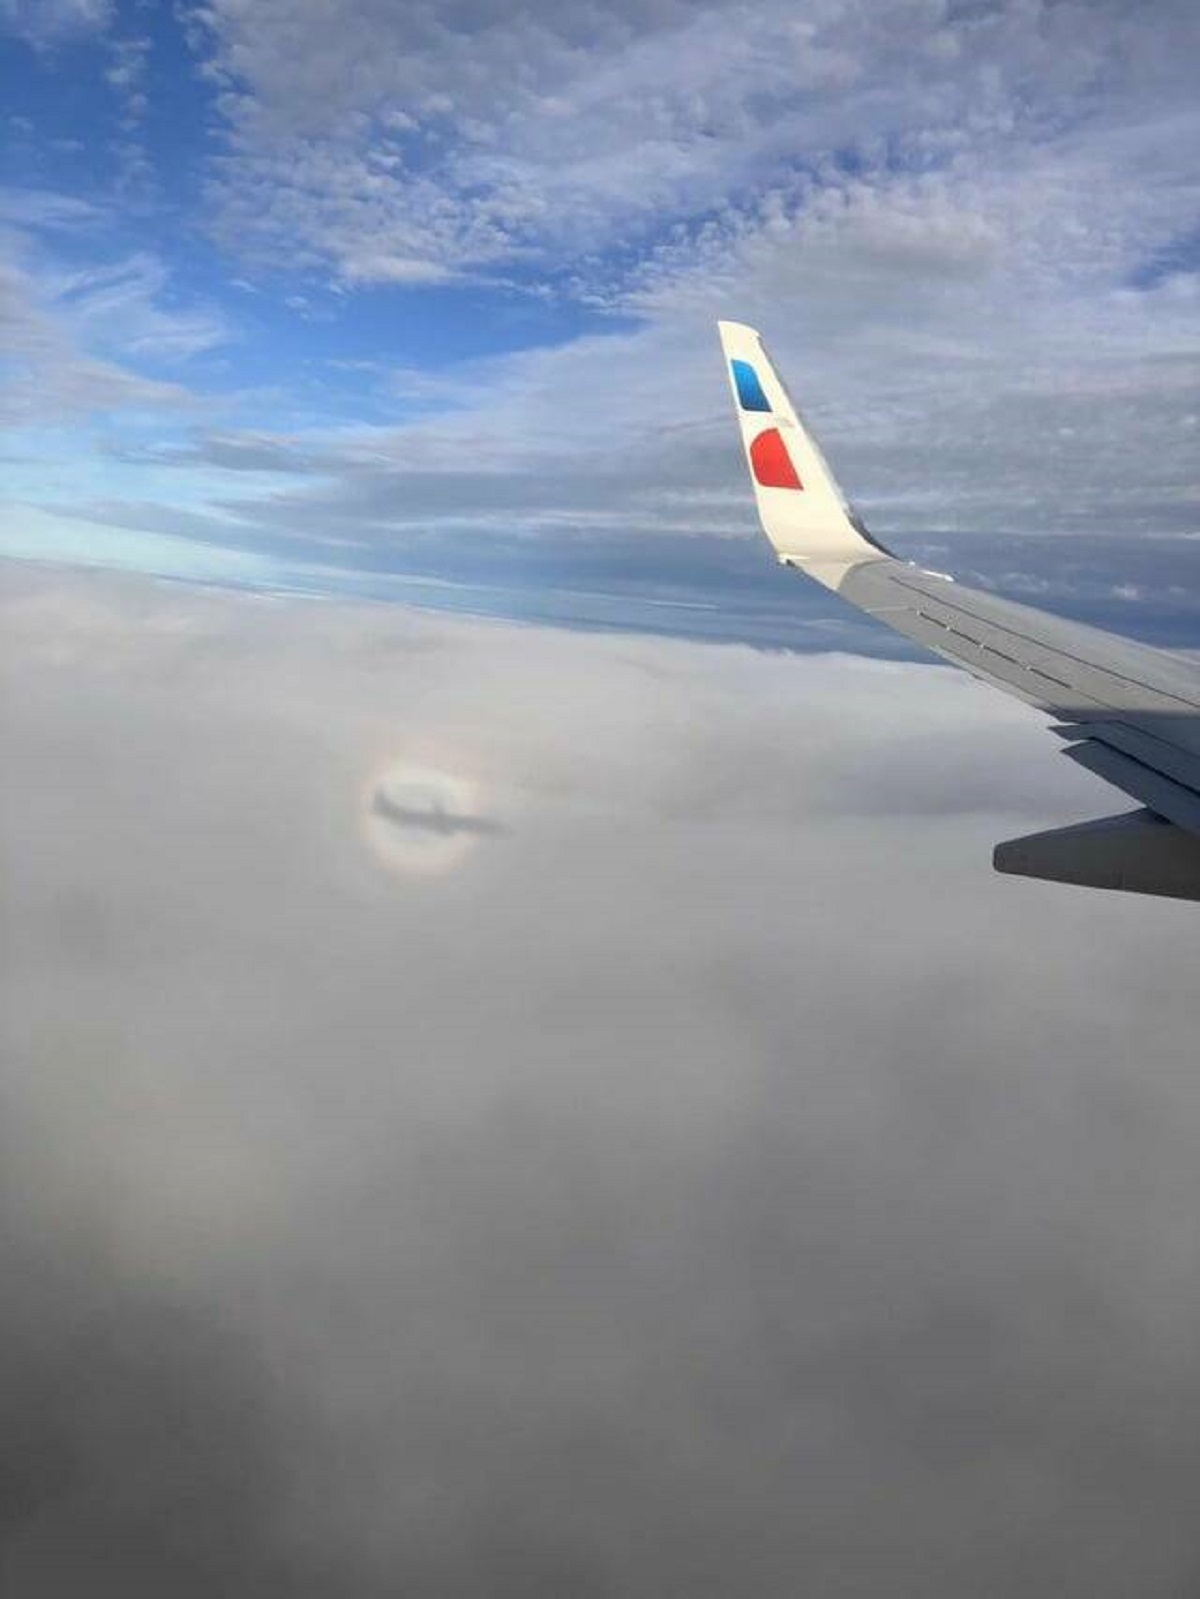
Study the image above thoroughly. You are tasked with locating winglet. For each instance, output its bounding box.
[718,320,888,584]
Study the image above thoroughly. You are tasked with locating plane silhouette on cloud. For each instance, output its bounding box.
[372,788,506,839]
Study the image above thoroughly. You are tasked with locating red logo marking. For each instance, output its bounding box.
[750,428,803,491]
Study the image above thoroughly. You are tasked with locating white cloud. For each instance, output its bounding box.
[48,251,231,363]
[0,0,111,45]
[6,3,1197,591]
[3,562,1200,1594]
[134,0,1198,554]
[0,188,101,230]
[160,190,1199,555]
[0,252,190,425]
[0,212,233,432]
[191,0,1199,288]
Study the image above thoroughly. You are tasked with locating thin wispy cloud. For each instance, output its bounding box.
[1,0,111,45]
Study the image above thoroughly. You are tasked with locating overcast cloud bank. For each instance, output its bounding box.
[3,562,1200,1595]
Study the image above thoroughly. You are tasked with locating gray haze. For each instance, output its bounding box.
[3,561,1200,1596]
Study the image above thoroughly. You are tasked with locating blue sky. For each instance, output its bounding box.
[1,0,1198,647]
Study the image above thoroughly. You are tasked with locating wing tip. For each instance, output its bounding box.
[717,319,761,344]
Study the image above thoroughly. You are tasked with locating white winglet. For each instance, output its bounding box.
[717,320,888,586]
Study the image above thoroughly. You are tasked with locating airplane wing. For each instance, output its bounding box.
[718,319,1200,900]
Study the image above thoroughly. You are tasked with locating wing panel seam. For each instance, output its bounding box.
[887,571,1200,711]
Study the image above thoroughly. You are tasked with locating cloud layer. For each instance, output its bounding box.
[1,0,1198,628]
[194,0,1198,287]
[3,562,1200,1595]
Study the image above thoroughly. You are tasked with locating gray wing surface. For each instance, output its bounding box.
[718,319,1200,900]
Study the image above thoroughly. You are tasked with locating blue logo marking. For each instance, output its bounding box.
[731,358,771,412]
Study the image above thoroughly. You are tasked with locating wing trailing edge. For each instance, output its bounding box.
[994,810,1200,901]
